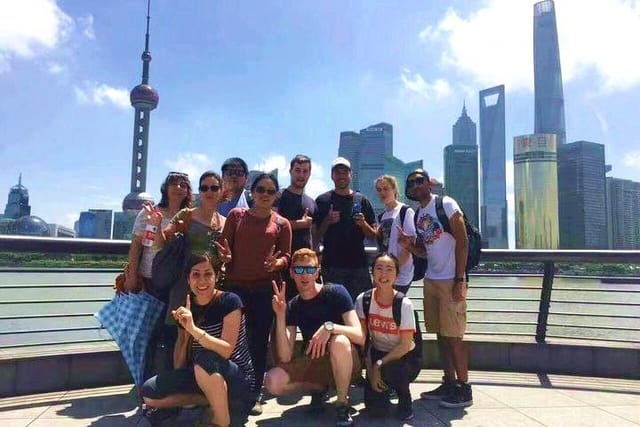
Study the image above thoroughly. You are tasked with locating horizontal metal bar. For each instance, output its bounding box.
[467,309,540,314]
[550,300,640,306]
[467,320,537,326]
[0,326,102,335]
[464,331,535,336]
[0,313,96,320]
[467,298,540,302]
[550,311,639,319]
[545,334,640,344]
[547,323,640,332]
[0,299,110,304]
[468,286,542,290]
[0,337,113,349]
[552,288,640,293]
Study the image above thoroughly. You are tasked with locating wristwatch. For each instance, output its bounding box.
[454,277,465,283]
[375,359,383,368]
[323,321,335,333]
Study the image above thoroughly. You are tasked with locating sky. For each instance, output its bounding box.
[0,0,639,248]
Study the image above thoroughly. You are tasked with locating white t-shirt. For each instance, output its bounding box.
[355,290,416,353]
[133,209,171,278]
[378,203,416,286]
[415,195,461,280]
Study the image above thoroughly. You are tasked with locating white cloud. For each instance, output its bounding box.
[252,155,288,175]
[164,153,214,183]
[400,69,452,100]
[47,61,65,74]
[623,151,640,168]
[78,14,95,40]
[74,81,130,109]
[0,0,73,72]
[420,0,640,93]
[252,154,330,198]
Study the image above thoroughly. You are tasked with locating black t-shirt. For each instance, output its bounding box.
[286,284,354,343]
[313,190,376,268]
[275,188,317,251]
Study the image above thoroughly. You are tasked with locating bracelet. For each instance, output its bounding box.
[196,330,206,343]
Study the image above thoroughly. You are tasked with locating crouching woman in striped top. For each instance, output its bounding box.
[141,253,255,427]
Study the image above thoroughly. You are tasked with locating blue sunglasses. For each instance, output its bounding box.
[292,266,318,275]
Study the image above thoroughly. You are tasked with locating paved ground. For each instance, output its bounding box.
[1,370,638,426]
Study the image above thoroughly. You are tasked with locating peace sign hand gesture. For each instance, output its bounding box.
[264,245,282,272]
[271,280,287,317]
[214,238,232,263]
[396,225,415,251]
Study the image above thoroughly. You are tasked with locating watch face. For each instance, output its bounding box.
[324,321,334,331]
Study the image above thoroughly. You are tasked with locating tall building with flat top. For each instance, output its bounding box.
[479,85,508,248]
[606,177,640,249]
[534,0,566,145]
[445,104,479,227]
[557,141,607,249]
[514,134,559,249]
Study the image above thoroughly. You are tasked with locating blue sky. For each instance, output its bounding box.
[1,0,639,247]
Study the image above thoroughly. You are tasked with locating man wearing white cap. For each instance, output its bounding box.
[313,157,377,301]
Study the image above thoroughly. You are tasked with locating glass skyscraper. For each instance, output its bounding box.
[444,105,479,227]
[338,123,422,214]
[514,134,559,249]
[479,85,508,248]
[3,175,31,220]
[557,141,608,249]
[534,0,566,145]
[606,177,640,249]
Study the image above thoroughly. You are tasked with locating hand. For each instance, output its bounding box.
[353,212,366,228]
[271,280,287,317]
[298,208,312,229]
[143,203,162,227]
[264,245,282,272]
[214,238,232,263]
[326,204,340,225]
[369,364,388,392]
[305,325,331,359]
[396,225,415,251]
[123,275,138,292]
[452,280,467,301]
[171,294,195,332]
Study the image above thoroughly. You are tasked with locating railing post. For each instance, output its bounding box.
[536,261,555,343]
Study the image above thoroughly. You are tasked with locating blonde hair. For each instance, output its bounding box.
[290,248,318,266]
[375,175,399,199]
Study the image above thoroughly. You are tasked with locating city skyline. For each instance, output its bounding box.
[1,1,639,248]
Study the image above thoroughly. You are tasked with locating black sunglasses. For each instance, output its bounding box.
[199,185,221,192]
[292,266,318,275]
[255,186,277,195]
[407,176,427,188]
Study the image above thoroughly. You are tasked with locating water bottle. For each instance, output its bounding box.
[352,191,362,217]
[141,224,158,247]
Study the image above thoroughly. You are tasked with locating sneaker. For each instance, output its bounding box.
[249,399,263,416]
[439,383,473,408]
[143,406,180,425]
[335,403,354,427]
[420,378,456,400]
[308,390,328,413]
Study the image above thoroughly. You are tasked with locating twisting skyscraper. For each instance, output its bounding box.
[534,0,566,145]
[123,0,159,211]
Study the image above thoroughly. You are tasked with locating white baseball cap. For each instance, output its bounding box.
[331,157,351,170]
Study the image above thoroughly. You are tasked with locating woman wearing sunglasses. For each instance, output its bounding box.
[220,172,292,416]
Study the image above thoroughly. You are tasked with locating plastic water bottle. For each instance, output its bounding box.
[352,191,362,217]
[141,224,158,247]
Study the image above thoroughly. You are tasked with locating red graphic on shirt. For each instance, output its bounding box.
[368,313,399,335]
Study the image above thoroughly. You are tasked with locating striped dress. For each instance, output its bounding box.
[191,292,256,391]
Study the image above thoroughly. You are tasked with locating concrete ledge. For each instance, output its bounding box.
[1,337,638,397]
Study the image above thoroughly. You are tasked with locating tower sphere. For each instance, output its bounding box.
[130,84,159,110]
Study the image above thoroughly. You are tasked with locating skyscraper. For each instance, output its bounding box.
[514,134,559,249]
[122,0,158,211]
[534,0,566,145]
[479,85,508,248]
[3,174,31,220]
[444,104,479,226]
[557,141,608,249]
[338,123,422,213]
[606,177,640,249]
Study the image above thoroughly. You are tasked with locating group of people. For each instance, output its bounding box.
[124,154,473,427]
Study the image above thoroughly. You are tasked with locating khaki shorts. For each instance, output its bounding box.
[277,344,362,388]
[423,278,467,338]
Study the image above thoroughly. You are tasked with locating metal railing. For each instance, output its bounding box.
[1,235,639,349]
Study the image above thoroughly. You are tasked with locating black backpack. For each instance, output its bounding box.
[361,289,422,361]
[377,206,426,282]
[434,197,482,275]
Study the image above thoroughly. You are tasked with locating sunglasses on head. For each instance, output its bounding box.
[292,266,318,275]
[223,168,246,177]
[199,185,221,192]
[168,171,189,178]
[407,176,427,188]
[255,186,277,195]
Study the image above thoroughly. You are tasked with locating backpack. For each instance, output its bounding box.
[434,197,482,275]
[377,205,425,282]
[361,289,422,361]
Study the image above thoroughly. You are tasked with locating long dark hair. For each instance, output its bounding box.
[158,171,193,209]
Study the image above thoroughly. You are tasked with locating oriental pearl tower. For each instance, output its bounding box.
[122,0,159,211]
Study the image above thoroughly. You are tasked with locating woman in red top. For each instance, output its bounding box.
[221,172,292,415]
